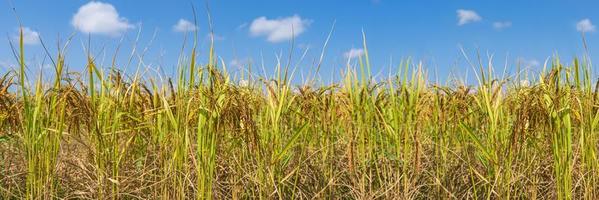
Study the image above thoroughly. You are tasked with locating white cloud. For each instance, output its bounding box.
[344,48,365,59]
[230,58,252,69]
[12,27,40,45]
[71,1,133,36]
[173,19,198,32]
[517,57,540,68]
[457,9,482,26]
[230,59,244,68]
[577,18,596,33]
[249,15,311,43]
[493,21,512,30]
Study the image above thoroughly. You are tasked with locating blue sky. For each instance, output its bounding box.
[1,0,598,83]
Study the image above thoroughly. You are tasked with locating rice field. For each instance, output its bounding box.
[1,25,599,199]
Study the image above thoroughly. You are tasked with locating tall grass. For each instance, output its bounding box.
[1,26,599,199]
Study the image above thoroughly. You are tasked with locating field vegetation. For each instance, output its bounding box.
[1,23,599,199]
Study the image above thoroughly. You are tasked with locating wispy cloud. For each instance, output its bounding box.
[457,9,482,26]
[12,27,40,45]
[517,57,540,68]
[229,58,253,72]
[249,15,311,43]
[173,19,198,32]
[0,60,15,69]
[344,48,365,59]
[71,1,133,36]
[577,18,596,33]
[229,59,244,68]
[298,43,311,50]
[237,22,249,30]
[206,33,225,41]
[493,21,512,30]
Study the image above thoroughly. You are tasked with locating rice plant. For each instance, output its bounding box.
[1,21,599,200]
